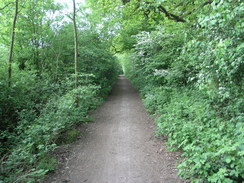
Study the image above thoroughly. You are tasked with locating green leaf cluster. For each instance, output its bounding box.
[119,0,244,182]
[0,1,121,182]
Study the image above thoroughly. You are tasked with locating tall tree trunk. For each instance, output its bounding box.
[55,53,60,81]
[73,0,78,88]
[8,0,19,87]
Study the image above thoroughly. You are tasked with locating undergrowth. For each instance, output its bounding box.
[143,88,244,182]
[121,1,244,181]
[0,84,103,182]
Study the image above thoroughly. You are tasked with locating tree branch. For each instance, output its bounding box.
[182,0,213,17]
[158,5,186,22]
[122,0,130,5]
[0,2,14,11]
[123,0,212,23]
[8,0,19,87]
[143,1,186,22]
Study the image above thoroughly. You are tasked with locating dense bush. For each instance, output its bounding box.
[155,89,244,182]
[0,27,120,183]
[121,1,244,182]
[1,85,101,182]
[1,0,243,182]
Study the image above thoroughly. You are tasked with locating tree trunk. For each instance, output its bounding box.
[73,0,78,88]
[8,0,19,87]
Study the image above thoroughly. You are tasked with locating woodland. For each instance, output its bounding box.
[0,0,243,182]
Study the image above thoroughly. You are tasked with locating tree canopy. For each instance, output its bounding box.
[0,0,243,182]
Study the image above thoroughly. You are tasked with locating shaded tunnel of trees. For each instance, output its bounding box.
[0,0,243,182]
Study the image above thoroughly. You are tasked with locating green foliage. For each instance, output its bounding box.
[1,84,102,182]
[143,86,173,115]
[56,128,81,145]
[37,155,56,172]
[1,0,243,182]
[0,1,120,182]
[156,89,244,182]
[120,0,244,182]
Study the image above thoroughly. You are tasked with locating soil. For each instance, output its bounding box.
[45,76,184,183]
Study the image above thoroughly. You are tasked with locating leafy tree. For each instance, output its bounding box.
[0,1,120,182]
[114,0,244,182]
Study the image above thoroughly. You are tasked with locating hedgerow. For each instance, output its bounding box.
[0,28,120,182]
[121,1,244,182]
[1,84,102,182]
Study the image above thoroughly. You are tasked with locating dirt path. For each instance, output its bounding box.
[46,76,183,183]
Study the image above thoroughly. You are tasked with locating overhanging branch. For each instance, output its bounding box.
[143,1,186,22]
[0,2,14,11]
[122,0,213,23]
[181,0,213,17]
[158,5,186,22]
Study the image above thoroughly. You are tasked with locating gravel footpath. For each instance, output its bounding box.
[45,76,183,183]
